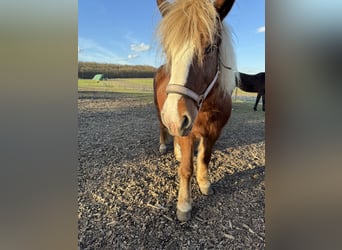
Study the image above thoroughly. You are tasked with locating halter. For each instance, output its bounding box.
[166,66,220,109]
[166,55,231,109]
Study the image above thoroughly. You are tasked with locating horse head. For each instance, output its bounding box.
[156,0,235,136]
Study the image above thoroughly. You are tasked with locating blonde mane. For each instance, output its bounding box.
[220,23,238,95]
[157,0,220,69]
[156,0,237,96]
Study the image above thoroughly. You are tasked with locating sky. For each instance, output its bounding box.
[78,0,265,74]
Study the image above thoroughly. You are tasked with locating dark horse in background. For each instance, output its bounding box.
[237,72,265,111]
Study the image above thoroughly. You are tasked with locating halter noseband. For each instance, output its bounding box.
[166,67,220,109]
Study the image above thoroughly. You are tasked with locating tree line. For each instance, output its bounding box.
[78,62,157,79]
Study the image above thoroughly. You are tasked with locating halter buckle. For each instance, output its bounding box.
[197,95,205,108]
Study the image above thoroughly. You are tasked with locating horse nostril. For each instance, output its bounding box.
[180,115,191,131]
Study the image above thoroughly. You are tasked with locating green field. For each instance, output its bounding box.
[78,78,154,93]
[78,78,256,97]
[78,78,263,114]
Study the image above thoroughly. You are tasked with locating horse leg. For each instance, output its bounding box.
[262,94,265,112]
[173,136,181,161]
[159,125,169,154]
[176,135,195,221]
[196,137,214,195]
[254,93,261,111]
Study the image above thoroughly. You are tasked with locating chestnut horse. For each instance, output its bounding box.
[153,0,237,221]
[237,72,265,111]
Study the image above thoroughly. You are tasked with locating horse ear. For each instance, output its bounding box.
[157,0,170,17]
[214,0,235,20]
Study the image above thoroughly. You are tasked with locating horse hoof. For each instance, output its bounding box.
[159,144,167,154]
[200,185,214,195]
[177,209,191,221]
[175,154,181,162]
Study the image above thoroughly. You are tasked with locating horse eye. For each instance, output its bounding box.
[204,45,213,54]
[204,45,216,55]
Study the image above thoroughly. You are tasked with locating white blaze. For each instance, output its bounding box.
[161,43,195,133]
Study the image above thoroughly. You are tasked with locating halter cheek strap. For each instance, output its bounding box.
[166,69,220,109]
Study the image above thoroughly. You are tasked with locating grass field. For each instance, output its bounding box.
[78,78,257,99]
[78,78,153,93]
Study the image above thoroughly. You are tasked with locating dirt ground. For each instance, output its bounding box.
[78,91,265,249]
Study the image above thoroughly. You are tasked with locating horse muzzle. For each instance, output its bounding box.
[161,94,197,137]
[161,112,193,136]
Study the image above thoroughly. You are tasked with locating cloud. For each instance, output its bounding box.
[128,54,139,59]
[78,37,156,65]
[257,26,265,33]
[78,37,128,63]
[130,43,151,52]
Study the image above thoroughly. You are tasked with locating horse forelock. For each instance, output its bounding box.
[157,0,220,71]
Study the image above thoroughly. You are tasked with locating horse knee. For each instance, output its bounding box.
[178,167,192,180]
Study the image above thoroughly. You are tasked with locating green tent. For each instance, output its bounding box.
[92,74,104,81]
